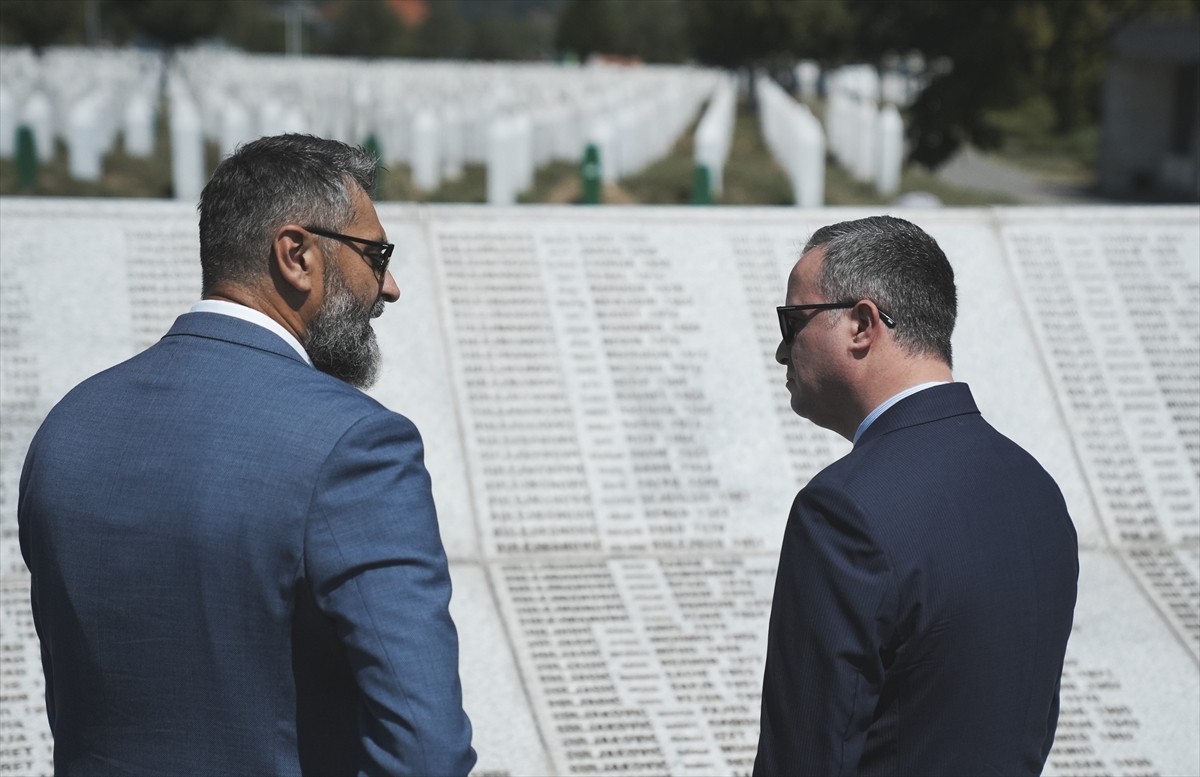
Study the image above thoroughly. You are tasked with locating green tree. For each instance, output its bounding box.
[470,9,551,60]
[322,0,411,58]
[683,0,851,69]
[0,0,87,50]
[111,0,232,48]
[849,0,1045,167]
[555,0,619,60]
[851,0,1200,166]
[223,0,288,54]
[414,0,470,58]
[609,0,690,63]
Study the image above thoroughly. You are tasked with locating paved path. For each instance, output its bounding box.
[936,145,1106,205]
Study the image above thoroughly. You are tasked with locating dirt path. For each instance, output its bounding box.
[935,146,1106,205]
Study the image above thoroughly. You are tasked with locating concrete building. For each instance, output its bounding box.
[1100,18,1200,201]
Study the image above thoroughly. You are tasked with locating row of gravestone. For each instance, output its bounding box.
[795,59,926,108]
[753,62,915,205]
[0,47,161,182]
[0,47,719,203]
[165,50,719,203]
[1,47,914,206]
[825,64,908,195]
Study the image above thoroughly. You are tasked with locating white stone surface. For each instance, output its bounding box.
[874,104,904,196]
[121,89,156,158]
[486,115,520,206]
[756,76,825,207]
[0,46,166,169]
[1,201,1196,776]
[65,97,104,181]
[694,76,737,195]
[411,109,441,192]
[794,60,820,100]
[167,80,205,202]
[18,91,55,164]
[825,64,916,196]
[0,85,17,159]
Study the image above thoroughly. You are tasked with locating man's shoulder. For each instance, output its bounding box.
[798,390,1063,531]
[40,319,396,445]
[814,407,1035,487]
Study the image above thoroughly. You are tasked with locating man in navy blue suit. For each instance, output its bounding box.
[19,135,476,775]
[754,216,1078,775]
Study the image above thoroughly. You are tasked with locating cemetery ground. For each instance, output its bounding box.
[0,99,1101,207]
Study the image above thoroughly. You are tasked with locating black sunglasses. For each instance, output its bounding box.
[777,302,897,343]
[304,225,395,280]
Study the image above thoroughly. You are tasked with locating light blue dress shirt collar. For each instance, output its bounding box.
[189,299,313,366]
[853,381,950,445]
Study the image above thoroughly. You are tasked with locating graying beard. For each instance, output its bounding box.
[304,267,381,389]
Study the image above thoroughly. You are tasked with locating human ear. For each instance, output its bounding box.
[272,224,318,294]
[849,300,881,348]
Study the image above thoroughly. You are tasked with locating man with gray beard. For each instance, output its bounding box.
[19,134,476,776]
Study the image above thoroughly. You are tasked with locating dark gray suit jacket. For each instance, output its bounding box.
[755,383,1078,776]
[20,312,476,776]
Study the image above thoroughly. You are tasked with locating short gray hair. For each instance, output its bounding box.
[198,134,378,294]
[803,215,957,366]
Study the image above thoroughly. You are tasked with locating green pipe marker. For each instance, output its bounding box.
[15,126,37,191]
[581,143,601,205]
[691,164,713,205]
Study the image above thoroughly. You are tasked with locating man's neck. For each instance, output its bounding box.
[865,360,953,409]
[840,358,953,440]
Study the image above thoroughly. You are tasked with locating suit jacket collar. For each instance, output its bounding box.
[854,382,980,448]
[163,311,311,366]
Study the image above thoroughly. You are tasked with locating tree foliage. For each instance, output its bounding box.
[555,0,619,61]
[0,0,87,50]
[849,0,1200,167]
[322,0,410,58]
[683,0,855,67]
[110,0,232,48]
[414,0,470,58]
[609,0,690,63]
[469,8,552,60]
[848,0,1045,166]
[223,1,288,54]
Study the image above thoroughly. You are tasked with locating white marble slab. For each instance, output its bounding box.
[1,200,1196,776]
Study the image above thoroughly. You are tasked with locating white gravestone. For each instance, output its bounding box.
[19,91,55,164]
[167,84,205,202]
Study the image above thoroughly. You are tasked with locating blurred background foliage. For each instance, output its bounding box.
[1,0,1197,170]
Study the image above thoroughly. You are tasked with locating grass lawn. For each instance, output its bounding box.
[0,137,174,198]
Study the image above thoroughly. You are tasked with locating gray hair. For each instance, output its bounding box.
[198,134,378,294]
[803,215,957,366]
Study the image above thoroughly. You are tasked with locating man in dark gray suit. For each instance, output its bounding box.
[755,215,1078,775]
[20,134,476,775]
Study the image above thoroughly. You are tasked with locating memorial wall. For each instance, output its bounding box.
[1,200,1197,776]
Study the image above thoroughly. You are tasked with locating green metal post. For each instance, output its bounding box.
[581,143,601,205]
[691,164,713,205]
[15,126,37,191]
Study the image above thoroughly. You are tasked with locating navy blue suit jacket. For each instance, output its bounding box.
[755,383,1078,776]
[19,312,476,776]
